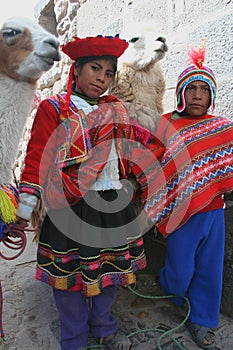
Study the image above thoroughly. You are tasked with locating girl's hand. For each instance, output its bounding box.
[4,217,29,239]
[15,216,29,226]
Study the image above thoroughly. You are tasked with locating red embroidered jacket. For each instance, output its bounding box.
[19,94,151,209]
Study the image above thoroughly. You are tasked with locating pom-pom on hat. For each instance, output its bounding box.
[176,39,217,112]
[61,35,129,60]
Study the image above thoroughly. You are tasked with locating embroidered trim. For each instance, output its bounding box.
[48,94,90,168]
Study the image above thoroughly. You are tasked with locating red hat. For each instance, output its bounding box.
[61,35,129,60]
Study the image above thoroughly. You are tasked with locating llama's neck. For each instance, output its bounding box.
[0,74,36,183]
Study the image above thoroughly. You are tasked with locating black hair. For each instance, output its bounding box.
[74,55,117,74]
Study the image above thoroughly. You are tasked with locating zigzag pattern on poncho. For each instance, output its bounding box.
[137,113,233,237]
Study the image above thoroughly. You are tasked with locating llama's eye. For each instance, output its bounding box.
[129,37,139,43]
[2,28,22,37]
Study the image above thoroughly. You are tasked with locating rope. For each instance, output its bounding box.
[0,224,27,260]
[127,284,190,350]
[84,284,190,350]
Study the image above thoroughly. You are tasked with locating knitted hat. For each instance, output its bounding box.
[61,35,129,111]
[176,40,217,112]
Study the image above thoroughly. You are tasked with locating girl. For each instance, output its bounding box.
[16,35,147,350]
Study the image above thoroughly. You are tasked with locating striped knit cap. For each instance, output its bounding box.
[176,40,217,112]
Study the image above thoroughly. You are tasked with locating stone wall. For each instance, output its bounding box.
[16,0,233,316]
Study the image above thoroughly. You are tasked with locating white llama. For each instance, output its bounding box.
[0,17,61,184]
[109,22,168,232]
[109,22,168,131]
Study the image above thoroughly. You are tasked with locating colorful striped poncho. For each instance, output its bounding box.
[133,112,233,237]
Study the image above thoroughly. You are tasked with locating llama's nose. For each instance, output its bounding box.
[157,36,166,44]
[43,37,61,61]
[156,36,168,52]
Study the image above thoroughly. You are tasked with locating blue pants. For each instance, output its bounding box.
[159,209,225,328]
[53,286,118,350]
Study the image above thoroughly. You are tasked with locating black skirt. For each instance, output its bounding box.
[35,189,146,295]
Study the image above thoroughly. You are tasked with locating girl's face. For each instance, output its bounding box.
[184,80,211,117]
[74,58,115,98]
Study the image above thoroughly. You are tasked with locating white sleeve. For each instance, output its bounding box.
[16,193,38,221]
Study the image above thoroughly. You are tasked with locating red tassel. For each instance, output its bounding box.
[187,38,207,68]
[61,62,75,112]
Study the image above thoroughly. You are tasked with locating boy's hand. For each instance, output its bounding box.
[224,192,233,208]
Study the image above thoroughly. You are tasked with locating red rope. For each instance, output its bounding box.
[0,224,27,260]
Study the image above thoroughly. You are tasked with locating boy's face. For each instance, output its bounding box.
[74,58,115,99]
[184,80,211,117]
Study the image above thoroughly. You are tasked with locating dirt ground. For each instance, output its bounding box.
[1,231,233,350]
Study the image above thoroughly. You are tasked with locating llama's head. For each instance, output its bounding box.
[119,22,168,70]
[0,17,61,83]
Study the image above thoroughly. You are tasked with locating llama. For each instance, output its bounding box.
[109,22,168,132]
[109,22,168,232]
[0,18,60,339]
[0,16,61,184]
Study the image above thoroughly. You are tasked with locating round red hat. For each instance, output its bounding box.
[61,35,129,60]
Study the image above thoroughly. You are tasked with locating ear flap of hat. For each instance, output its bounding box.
[176,40,217,113]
